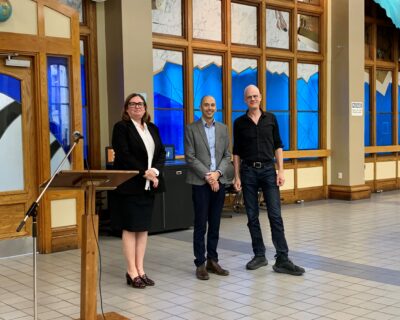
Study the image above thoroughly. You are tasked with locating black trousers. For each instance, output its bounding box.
[192,183,225,267]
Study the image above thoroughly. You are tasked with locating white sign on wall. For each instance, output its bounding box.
[351,102,363,116]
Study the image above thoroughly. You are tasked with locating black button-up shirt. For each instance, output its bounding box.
[233,111,283,162]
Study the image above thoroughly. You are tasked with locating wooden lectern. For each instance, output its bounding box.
[45,170,137,320]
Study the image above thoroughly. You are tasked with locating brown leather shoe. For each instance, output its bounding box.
[206,259,229,276]
[196,264,209,280]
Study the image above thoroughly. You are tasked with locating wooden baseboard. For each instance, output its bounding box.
[375,178,398,192]
[51,225,78,252]
[328,184,371,200]
[280,187,327,204]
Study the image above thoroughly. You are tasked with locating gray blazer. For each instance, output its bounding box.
[185,119,233,186]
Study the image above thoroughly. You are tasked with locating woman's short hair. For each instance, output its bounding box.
[121,93,151,124]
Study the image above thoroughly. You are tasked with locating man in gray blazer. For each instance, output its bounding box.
[185,95,233,280]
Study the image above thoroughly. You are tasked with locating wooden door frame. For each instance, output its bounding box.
[0,0,83,253]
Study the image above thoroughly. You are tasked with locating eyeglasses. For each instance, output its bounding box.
[128,102,144,108]
[246,94,259,100]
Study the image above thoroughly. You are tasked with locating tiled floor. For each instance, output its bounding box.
[1,190,400,319]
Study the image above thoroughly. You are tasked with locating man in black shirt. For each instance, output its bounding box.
[233,84,305,276]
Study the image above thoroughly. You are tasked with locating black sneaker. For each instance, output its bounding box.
[246,256,268,270]
[273,257,305,276]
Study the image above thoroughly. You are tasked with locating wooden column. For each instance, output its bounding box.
[80,183,99,320]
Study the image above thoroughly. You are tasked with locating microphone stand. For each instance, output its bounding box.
[16,136,82,320]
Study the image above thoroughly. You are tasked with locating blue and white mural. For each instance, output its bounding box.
[152,0,182,36]
[376,70,392,146]
[266,61,290,150]
[193,0,221,41]
[232,57,257,124]
[153,49,184,155]
[364,70,371,146]
[193,54,223,122]
[231,3,257,46]
[0,75,24,192]
[266,9,290,50]
[297,63,319,150]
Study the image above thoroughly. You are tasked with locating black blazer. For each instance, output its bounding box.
[112,119,166,194]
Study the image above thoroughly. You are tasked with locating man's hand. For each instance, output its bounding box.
[233,177,241,191]
[276,170,285,187]
[210,181,220,192]
[205,171,221,185]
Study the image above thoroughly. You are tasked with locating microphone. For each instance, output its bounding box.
[73,130,84,142]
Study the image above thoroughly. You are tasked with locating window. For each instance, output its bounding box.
[0,75,24,192]
[152,0,182,36]
[364,0,400,160]
[297,63,319,149]
[152,0,325,157]
[193,0,221,41]
[297,14,319,52]
[47,56,71,175]
[153,49,185,155]
[80,40,89,162]
[375,69,392,146]
[266,61,290,150]
[364,69,371,146]
[266,9,290,50]
[231,57,258,124]
[193,53,223,121]
[232,3,258,46]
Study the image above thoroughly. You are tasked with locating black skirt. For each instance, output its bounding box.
[110,192,155,232]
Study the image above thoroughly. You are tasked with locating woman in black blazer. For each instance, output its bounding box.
[112,93,165,288]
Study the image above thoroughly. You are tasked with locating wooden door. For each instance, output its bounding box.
[0,57,37,239]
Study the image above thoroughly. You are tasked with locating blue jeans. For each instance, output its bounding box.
[192,183,225,267]
[240,163,289,258]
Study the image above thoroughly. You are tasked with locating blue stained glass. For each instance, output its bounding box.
[232,111,246,123]
[47,56,70,154]
[376,83,392,112]
[376,113,392,145]
[80,43,88,162]
[82,106,88,160]
[80,54,86,107]
[0,74,21,103]
[154,62,184,108]
[154,109,184,155]
[232,68,257,110]
[297,112,318,149]
[273,112,290,150]
[364,81,370,146]
[297,72,319,111]
[266,70,289,111]
[193,63,223,113]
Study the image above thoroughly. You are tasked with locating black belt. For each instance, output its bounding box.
[242,160,273,168]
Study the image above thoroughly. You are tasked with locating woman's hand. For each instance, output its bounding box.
[144,169,157,180]
[152,177,159,188]
[143,169,159,188]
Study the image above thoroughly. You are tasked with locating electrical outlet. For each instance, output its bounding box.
[338,172,343,179]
